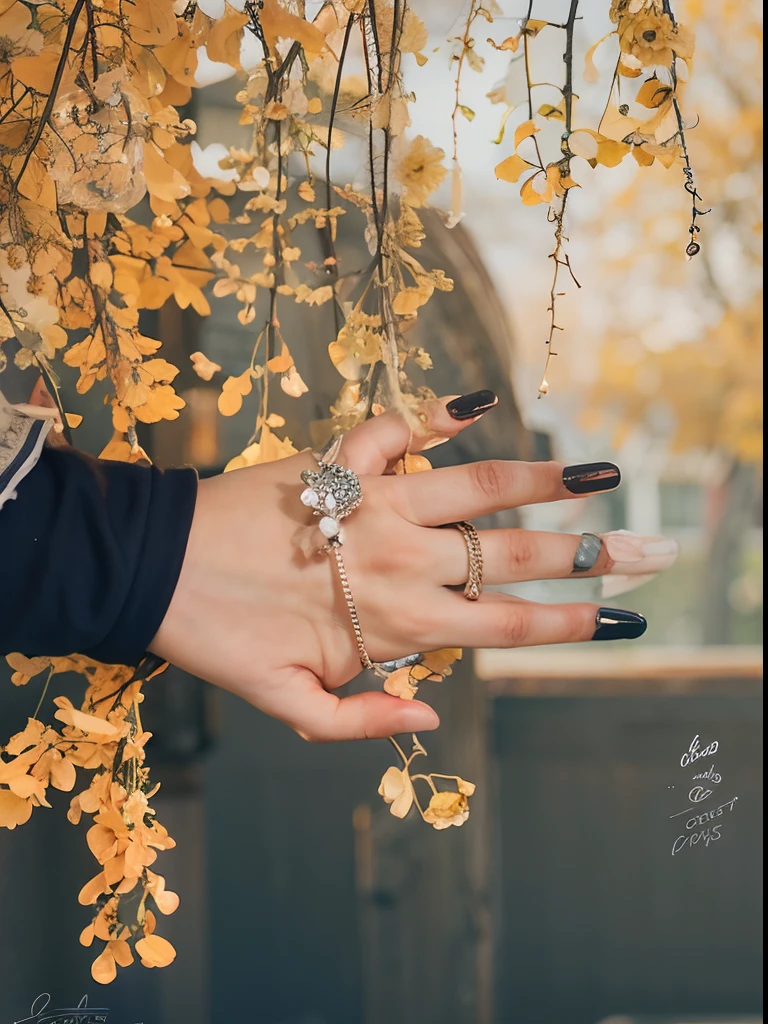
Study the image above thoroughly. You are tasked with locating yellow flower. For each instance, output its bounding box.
[617,11,694,68]
[423,790,470,830]
[378,766,414,818]
[394,136,447,208]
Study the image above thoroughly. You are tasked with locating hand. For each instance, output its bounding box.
[150,393,673,742]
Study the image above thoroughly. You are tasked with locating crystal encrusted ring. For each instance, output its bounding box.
[300,460,363,543]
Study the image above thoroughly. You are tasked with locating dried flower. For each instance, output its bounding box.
[378,767,415,818]
[423,790,471,830]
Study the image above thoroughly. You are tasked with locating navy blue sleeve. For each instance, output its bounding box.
[0,446,198,666]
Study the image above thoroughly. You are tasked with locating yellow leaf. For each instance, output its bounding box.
[218,370,252,416]
[538,100,565,121]
[298,181,315,202]
[632,144,655,167]
[513,119,539,150]
[595,138,631,167]
[126,0,178,47]
[11,50,60,94]
[495,154,533,183]
[16,152,57,211]
[383,667,418,700]
[132,384,186,423]
[584,30,615,83]
[111,939,135,968]
[267,343,294,373]
[280,368,308,397]
[598,106,644,143]
[99,432,150,464]
[416,648,462,678]
[306,285,333,307]
[568,130,599,161]
[142,358,180,383]
[207,8,249,67]
[91,948,117,986]
[0,791,32,829]
[520,172,549,206]
[487,35,521,53]
[259,0,328,60]
[89,261,113,291]
[143,144,191,203]
[136,933,177,968]
[491,104,516,145]
[635,79,673,109]
[190,351,222,381]
[5,653,49,683]
[392,282,433,316]
[65,413,83,429]
[207,197,230,222]
[53,697,120,737]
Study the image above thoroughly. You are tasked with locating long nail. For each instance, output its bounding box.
[601,531,679,599]
[592,607,647,641]
[563,462,621,494]
[446,390,498,420]
[604,530,678,572]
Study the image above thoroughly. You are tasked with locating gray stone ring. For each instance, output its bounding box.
[572,532,603,573]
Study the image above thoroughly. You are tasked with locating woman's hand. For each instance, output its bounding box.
[150,392,675,742]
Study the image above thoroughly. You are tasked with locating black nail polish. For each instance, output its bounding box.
[592,608,647,641]
[446,390,498,420]
[563,462,621,494]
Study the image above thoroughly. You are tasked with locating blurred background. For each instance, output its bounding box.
[0,1,762,1022]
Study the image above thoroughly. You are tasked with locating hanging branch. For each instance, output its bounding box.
[663,0,710,258]
[324,12,357,335]
[537,0,580,397]
[14,0,86,188]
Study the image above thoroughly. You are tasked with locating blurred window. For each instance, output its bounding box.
[659,481,705,530]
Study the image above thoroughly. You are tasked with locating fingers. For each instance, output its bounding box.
[390,459,620,525]
[425,526,679,588]
[429,528,613,586]
[414,591,647,651]
[338,391,498,476]
[279,671,440,743]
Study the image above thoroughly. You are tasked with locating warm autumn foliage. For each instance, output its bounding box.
[1,0,704,982]
[584,0,762,464]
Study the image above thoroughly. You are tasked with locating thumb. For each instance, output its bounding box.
[285,679,440,742]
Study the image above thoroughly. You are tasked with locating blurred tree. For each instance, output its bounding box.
[583,0,762,641]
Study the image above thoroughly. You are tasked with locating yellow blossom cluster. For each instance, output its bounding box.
[1,654,177,983]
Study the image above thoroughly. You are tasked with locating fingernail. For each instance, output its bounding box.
[563,462,621,494]
[446,390,498,421]
[592,607,647,641]
[604,530,679,574]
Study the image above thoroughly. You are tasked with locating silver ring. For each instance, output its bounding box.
[377,653,424,674]
[572,532,603,573]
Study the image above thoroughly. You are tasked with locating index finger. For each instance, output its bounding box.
[336,391,499,476]
[389,459,621,526]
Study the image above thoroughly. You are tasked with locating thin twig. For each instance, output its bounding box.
[537,0,580,397]
[14,0,86,188]
[324,13,357,336]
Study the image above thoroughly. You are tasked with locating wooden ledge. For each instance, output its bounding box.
[474,646,763,697]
